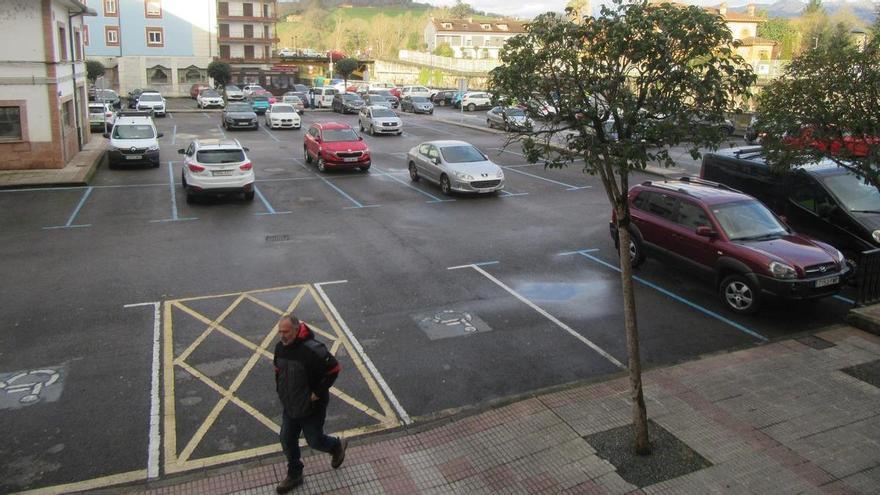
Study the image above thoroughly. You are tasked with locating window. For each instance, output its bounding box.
[218,2,228,16]
[105,26,119,46]
[220,44,230,59]
[676,201,711,230]
[0,106,23,141]
[147,65,169,84]
[243,3,253,16]
[58,24,68,61]
[244,24,253,38]
[219,23,229,37]
[146,27,164,47]
[642,192,678,221]
[62,100,73,128]
[145,0,162,18]
[244,45,254,59]
[178,66,204,83]
[104,0,118,17]
[83,25,89,46]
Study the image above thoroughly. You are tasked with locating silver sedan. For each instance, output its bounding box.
[486,106,532,131]
[407,140,505,195]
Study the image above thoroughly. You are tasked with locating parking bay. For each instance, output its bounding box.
[0,111,856,492]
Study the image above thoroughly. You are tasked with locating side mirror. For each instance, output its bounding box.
[433,157,441,165]
[358,136,363,141]
[243,147,250,152]
[177,148,186,154]
[315,137,322,143]
[695,226,718,238]
[157,132,164,138]
[102,132,110,138]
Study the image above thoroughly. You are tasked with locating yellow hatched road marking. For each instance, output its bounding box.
[174,294,247,364]
[173,301,274,360]
[245,292,338,342]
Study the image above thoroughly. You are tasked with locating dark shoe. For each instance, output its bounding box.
[331,438,348,469]
[276,473,303,493]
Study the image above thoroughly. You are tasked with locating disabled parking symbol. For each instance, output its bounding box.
[0,366,65,409]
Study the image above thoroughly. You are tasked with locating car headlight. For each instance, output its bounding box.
[496,170,504,178]
[836,250,846,264]
[873,230,880,243]
[769,261,797,279]
[454,171,474,180]
[147,144,159,151]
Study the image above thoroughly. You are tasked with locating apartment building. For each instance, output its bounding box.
[84,0,218,97]
[424,18,527,60]
[217,1,279,84]
[0,0,94,170]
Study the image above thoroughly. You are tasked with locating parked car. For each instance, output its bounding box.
[783,126,880,158]
[302,122,371,172]
[280,94,306,114]
[311,86,338,108]
[277,47,295,57]
[401,86,431,99]
[135,92,166,116]
[611,177,850,314]
[222,101,259,130]
[331,92,365,114]
[264,103,301,130]
[189,83,212,99]
[293,84,310,93]
[94,89,121,109]
[432,91,459,106]
[88,102,115,132]
[486,106,532,131]
[242,84,265,97]
[126,88,156,108]
[358,106,402,136]
[224,85,245,101]
[251,89,276,104]
[178,139,255,202]
[400,96,434,114]
[388,86,403,99]
[248,94,271,114]
[365,94,396,109]
[104,113,163,168]
[406,140,505,196]
[461,92,493,112]
[197,89,225,109]
[701,147,880,256]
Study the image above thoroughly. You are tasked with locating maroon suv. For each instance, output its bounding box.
[303,122,371,172]
[610,178,851,314]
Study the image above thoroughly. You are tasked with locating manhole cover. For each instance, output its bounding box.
[412,309,491,340]
[265,234,290,242]
[795,335,836,350]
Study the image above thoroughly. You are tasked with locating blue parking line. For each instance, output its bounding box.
[253,185,291,215]
[501,165,590,191]
[42,186,93,229]
[316,175,379,209]
[833,294,855,305]
[498,189,529,197]
[569,249,768,342]
[374,168,455,203]
[150,162,197,223]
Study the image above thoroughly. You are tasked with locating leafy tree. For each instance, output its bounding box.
[207,61,232,88]
[756,28,880,188]
[758,17,799,59]
[433,43,454,57]
[804,0,823,15]
[335,57,360,87]
[449,0,473,19]
[489,0,754,454]
[85,60,105,83]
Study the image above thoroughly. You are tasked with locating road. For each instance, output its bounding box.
[0,107,854,493]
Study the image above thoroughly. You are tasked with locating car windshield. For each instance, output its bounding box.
[440,145,485,163]
[504,108,526,117]
[88,105,106,113]
[248,86,264,91]
[343,94,362,101]
[252,96,269,102]
[112,124,155,139]
[371,108,396,118]
[139,94,162,102]
[820,172,880,212]
[227,103,252,112]
[98,90,118,99]
[197,149,245,164]
[411,97,428,102]
[712,200,789,241]
[226,85,240,92]
[201,90,219,97]
[322,129,358,142]
[272,105,295,113]
[283,96,302,104]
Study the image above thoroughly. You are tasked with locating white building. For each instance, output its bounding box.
[424,18,527,60]
[0,0,94,170]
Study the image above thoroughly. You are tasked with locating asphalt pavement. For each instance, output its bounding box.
[0,107,857,493]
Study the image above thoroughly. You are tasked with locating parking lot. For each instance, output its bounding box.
[0,107,858,492]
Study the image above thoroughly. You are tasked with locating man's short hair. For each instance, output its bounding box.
[280,313,300,327]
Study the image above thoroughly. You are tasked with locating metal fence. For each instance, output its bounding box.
[398,50,501,74]
[856,248,880,306]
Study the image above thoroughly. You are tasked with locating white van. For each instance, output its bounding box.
[311,86,339,108]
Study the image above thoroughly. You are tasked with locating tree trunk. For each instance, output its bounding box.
[616,214,651,455]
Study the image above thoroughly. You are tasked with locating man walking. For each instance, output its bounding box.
[274,313,348,493]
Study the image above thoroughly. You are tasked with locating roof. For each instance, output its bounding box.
[115,115,154,125]
[315,122,353,130]
[430,18,527,34]
[193,139,243,149]
[426,140,472,147]
[639,179,752,205]
[738,36,777,46]
[708,147,847,176]
[648,1,764,23]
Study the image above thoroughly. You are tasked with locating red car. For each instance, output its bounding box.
[303,122,371,172]
[388,86,402,99]
[610,177,850,314]
[784,126,879,158]
[252,89,276,104]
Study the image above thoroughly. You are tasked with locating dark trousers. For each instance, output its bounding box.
[279,401,340,476]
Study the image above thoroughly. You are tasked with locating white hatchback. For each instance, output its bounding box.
[264,103,301,129]
[178,139,255,203]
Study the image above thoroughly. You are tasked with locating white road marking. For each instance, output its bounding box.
[448,264,625,369]
[124,301,162,478]
[313,280,412,425]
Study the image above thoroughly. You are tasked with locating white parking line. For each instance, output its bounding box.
[124,301,162,479]
[260,125,282,143]
[448,263,625,369]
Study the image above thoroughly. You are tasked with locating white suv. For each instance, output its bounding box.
[242,84,264,97]
[401,86,431,99]
[136,92,166,116]
[106,113,162,168]
[461,92,493,112]
[178,139,255,203]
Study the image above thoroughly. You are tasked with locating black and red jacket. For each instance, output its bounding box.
[273,322,341,418]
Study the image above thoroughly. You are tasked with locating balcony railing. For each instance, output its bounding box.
[217,56,272,64]
[218,36,279,44]
[217,15,277,22]
[398,50,501,74]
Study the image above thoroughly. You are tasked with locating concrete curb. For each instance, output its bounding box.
[433,116,504,135]
[0,136,107,189]
[846,305,880,336]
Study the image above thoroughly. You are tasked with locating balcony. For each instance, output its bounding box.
[218,36,280,44]
[217,15,277,23]
[216,56,272,64]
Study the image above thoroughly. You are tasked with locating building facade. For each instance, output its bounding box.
[217,0,279,85]
[706,3,777,69]
[84,0,218,97]
[424,18,527,60]
[0,0,94,170]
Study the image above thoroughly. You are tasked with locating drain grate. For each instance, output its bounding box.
[841,359,880,388]
[265,234,290,243]
[795,335,836,350]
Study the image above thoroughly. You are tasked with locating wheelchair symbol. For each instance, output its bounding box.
[431,310,477,333]
[0,369,60,404]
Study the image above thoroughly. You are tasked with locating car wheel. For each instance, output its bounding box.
[152,161,160,168]
[304,146,312,163]
[719,274,761,315]
[181,171,187,188]
[359,122,364,132]
[317,157,326,173]
[440,174,451,196]
[487,119,493,128]
[359,166,370,172]
[409,162,420,182]
[369,125,375,136]
[429,110,434,115]
[505,123,510,132]
[467,103,476,112]
[186,190,196,204]
[627,235,645,268]
[244,191,255,201]
[254,122,259,130]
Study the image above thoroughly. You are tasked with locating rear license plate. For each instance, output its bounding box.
[815,276,839,288]
[126,155,142,160]
[212,170,234,176]
[343,157,358,163]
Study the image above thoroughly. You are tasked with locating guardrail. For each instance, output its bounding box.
[398,50,500,73]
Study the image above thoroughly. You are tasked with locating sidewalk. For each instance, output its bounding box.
[0,136,106,189]
[119,325,880,495]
